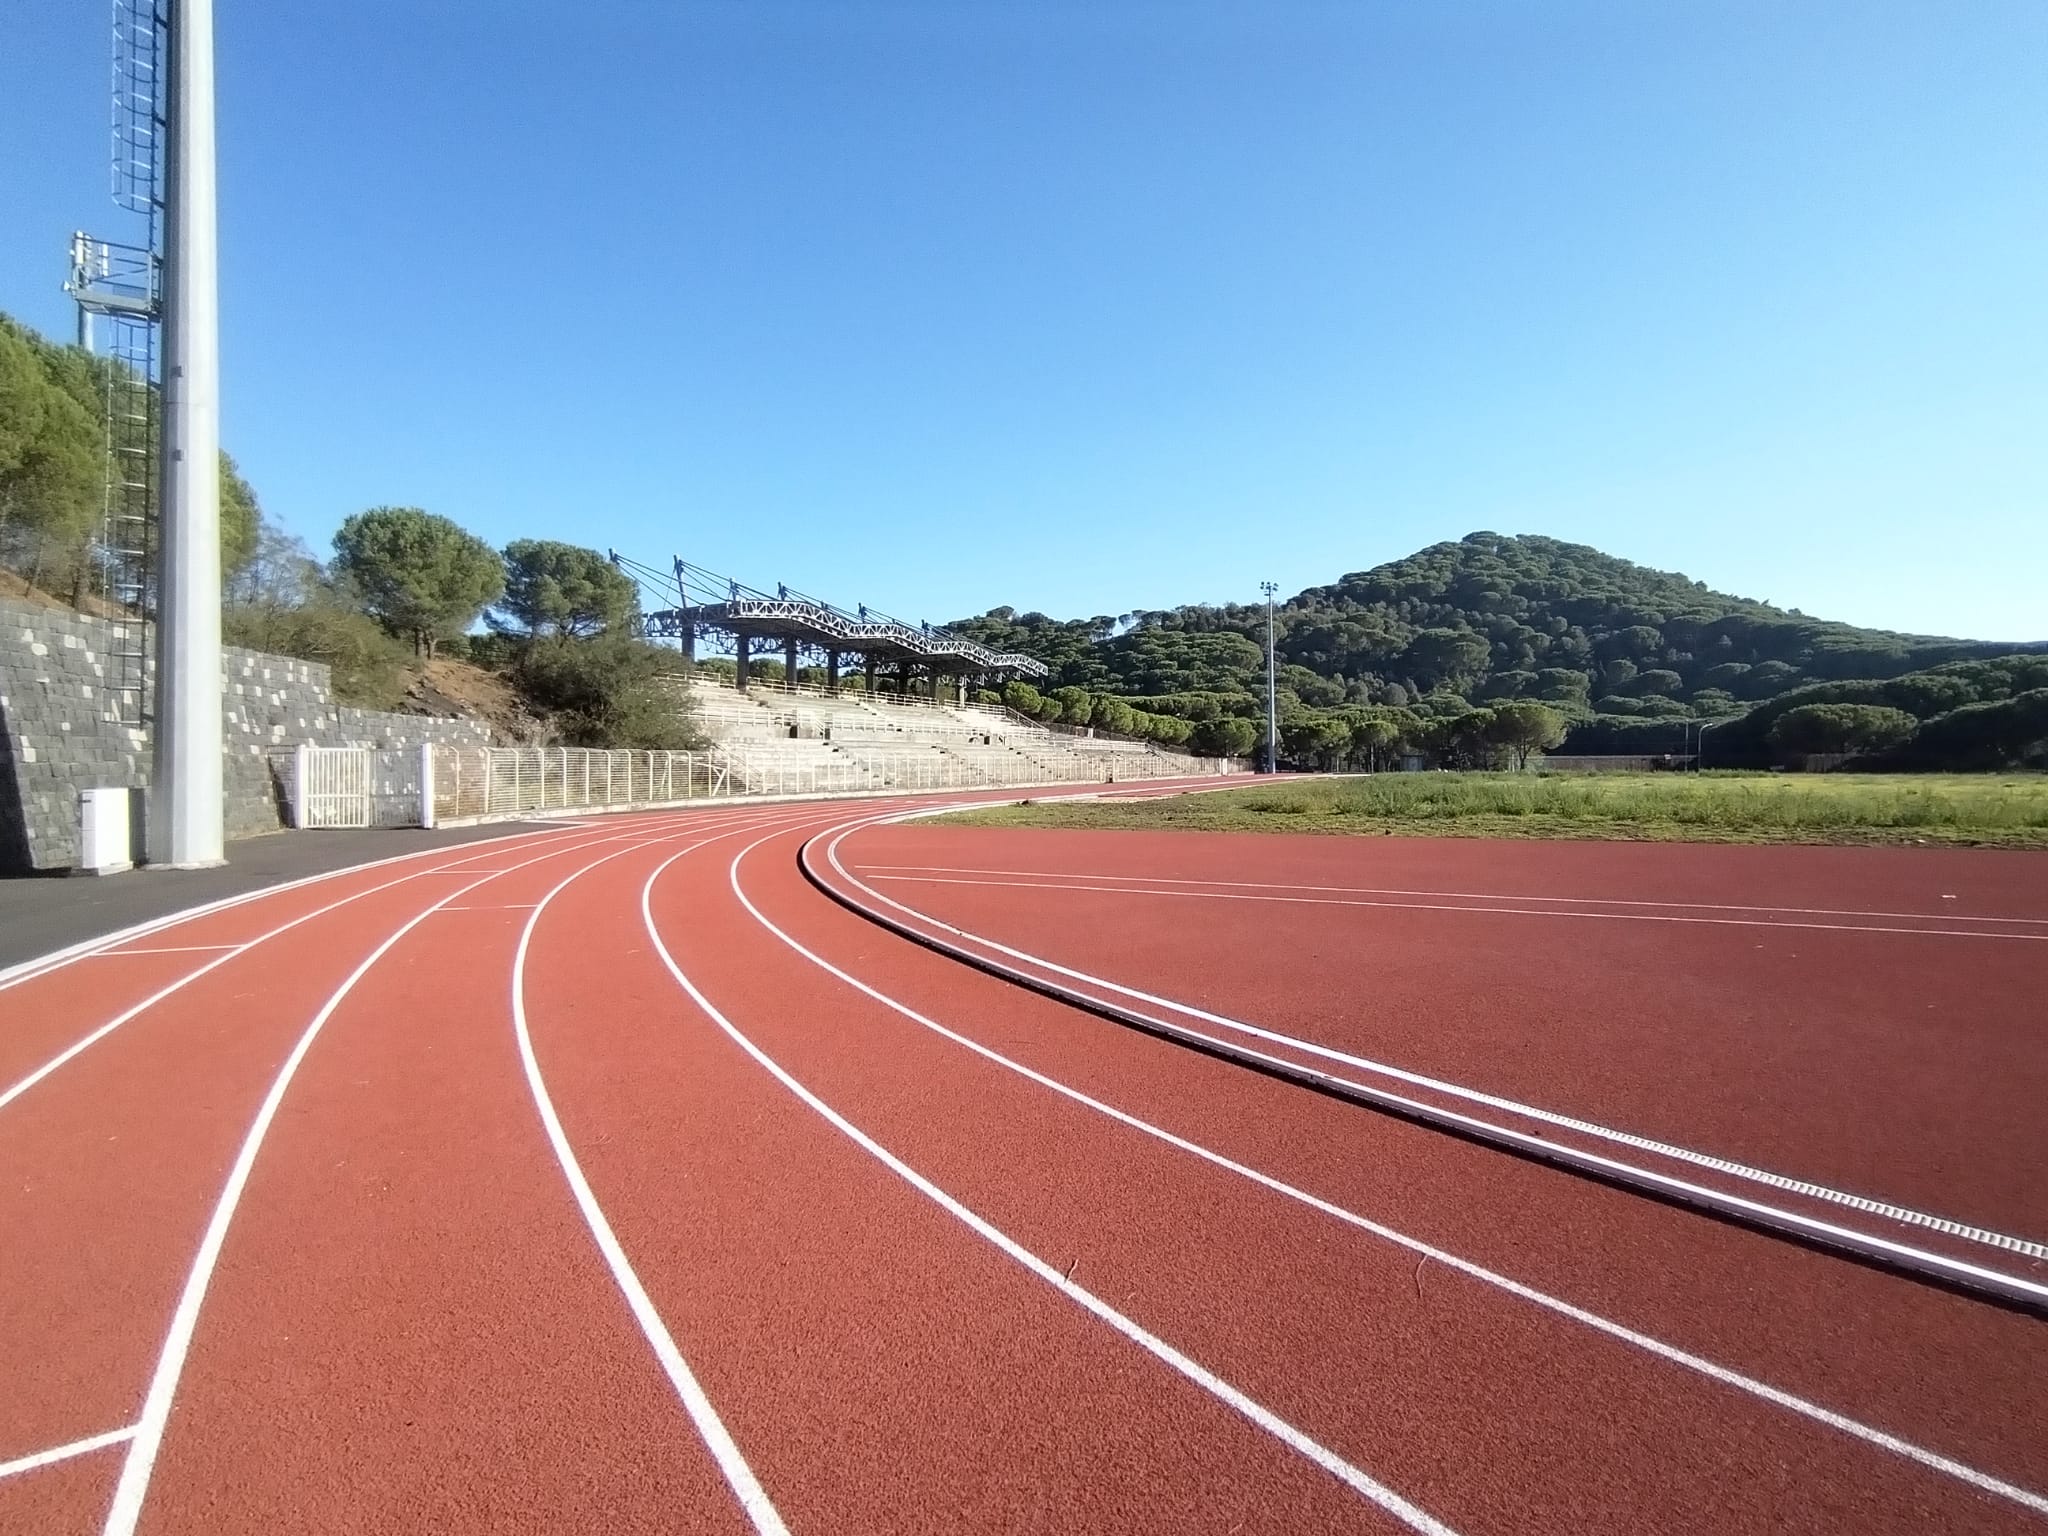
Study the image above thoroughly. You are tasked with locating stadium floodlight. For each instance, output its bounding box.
[1260,581,1279,773]
[150,0,225,866]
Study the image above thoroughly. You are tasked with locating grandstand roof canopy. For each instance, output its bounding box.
[610,555,1049,680]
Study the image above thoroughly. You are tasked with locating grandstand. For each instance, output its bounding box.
[681,677,1232,794]
[611,554,1049,702]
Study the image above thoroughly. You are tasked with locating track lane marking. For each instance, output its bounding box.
[89,945,241,956]
[641,833,1462,1536]
[863,873,2048,942]
[835,849,2048,1263]
[853,864,2048,927]
[512,831,792,1536]
[0,810,739,1117]
[98,817,735,1536]
[777,820,2048,1516]
[0,819,614,995]
[0,1426,137,1480]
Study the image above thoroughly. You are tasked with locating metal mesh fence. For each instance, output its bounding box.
[427,742,1236,825]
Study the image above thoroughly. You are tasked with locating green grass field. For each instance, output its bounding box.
[955,772,2048,847]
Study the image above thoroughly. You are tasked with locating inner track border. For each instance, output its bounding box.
[798,824,2048,1320]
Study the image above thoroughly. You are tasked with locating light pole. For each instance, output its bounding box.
[1693,717,1726,771]
[150,0,225,867]
[1261,581,1278,773]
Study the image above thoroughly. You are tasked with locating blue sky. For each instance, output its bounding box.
[4,1,2043,639]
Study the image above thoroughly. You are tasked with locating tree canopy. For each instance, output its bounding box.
[493,539,639,639]
[332,506,505,658]
[953,533,2043,716]
[950,532,2044,770]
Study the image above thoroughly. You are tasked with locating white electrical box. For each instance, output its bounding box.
[77,786,136,876]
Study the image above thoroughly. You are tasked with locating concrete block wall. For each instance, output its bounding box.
[0,597,491,871]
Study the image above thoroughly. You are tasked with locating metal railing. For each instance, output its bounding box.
[310,740,1251,830]
[431,747,732,823]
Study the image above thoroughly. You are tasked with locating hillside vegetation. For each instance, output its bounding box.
[951,532,2047,772]
[6,295,2040,771]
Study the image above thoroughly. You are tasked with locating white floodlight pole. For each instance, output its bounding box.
[1261,581,1278,773]
[150,0,225,867]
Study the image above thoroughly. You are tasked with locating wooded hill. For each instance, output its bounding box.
[950,532,2047,764]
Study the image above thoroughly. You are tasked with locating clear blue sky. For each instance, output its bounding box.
[4,1,2043,639]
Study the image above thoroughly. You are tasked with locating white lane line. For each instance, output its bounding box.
[0,811,733,1117]
[641,839,1460,1536]
[0,820,615,996]
[512,838,790,1536]
[98,819,727,1536]
[853,865,2048,927]
[863,873,2048,942]
[785,829,2048,1516]
[836,852,2048,1262]
[0,1425,137,1480]
[0,809,718,996]
[92,945,242,957]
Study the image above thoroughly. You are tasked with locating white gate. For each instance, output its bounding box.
[293,745,429,829]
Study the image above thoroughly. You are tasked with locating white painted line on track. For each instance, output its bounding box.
[512,830,793,1536]
[864,872,2048,942]
[0,1425,137,1480]
[0,810,733,1117]
[836,848,2048,1262]
[0,821,604,995]
[98,818,733,1536]
[90,944,242,956]
[641,834,1462,1536]
[767,823,2048,1517]
[854,864,2048,927]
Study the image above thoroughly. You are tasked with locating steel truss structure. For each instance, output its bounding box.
[611,554,1049,699]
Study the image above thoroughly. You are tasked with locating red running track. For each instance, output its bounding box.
[0,785,2043,1534]
[834,825,2048,1246]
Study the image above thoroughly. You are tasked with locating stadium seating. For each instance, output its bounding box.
[677,678,1218,791]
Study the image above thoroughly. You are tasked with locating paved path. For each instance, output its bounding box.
[0,825,543,971]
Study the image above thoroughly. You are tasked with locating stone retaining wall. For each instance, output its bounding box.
[0,598,491,871]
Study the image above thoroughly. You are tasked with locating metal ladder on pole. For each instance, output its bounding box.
[65,0,169,729]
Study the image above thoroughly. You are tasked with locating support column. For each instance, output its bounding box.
[864,654,877,695]
[784,636,799,691]
[929,671,942,703]
[826,649,839,694]
[897,660,912,699]
[150,0,225,868]
[735,633,750,692]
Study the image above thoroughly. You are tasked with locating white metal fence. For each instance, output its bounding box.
[430,747,732,823]
[286,740,1238,832]
[291,745,430,829]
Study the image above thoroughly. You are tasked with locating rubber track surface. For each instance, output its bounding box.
[2,786,2043,1534]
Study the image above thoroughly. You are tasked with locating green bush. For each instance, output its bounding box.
[224,598,413,710]
[512,634,701,749]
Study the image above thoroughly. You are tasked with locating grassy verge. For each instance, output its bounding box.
[953,773,2048,848]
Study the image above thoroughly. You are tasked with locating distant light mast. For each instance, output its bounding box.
[1261,580,1278,774]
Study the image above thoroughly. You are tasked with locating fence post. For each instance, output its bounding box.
[418,743,436,829]
[292,743,312,828]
